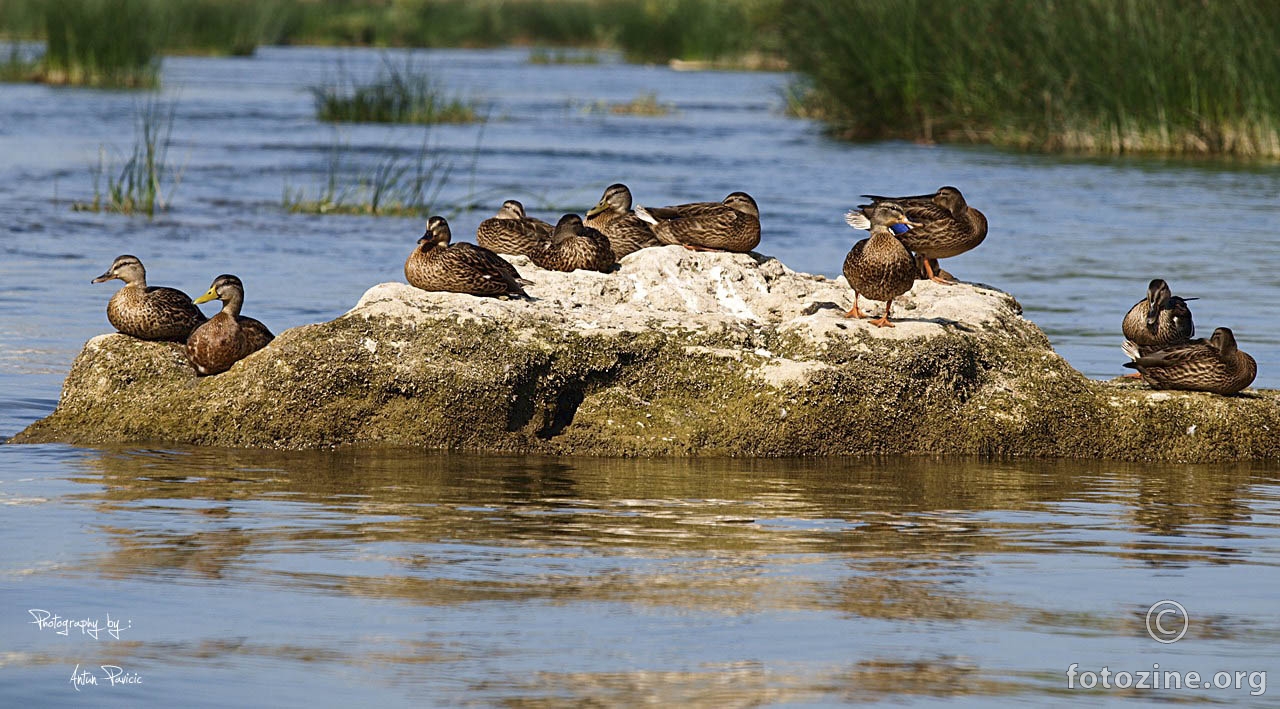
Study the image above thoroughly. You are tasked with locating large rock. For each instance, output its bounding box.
[11,247,1279,461]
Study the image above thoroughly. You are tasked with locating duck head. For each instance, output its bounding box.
[551,214,584,245]
[1144,279,1173,331]
[586,183,632,218]
[1209,327,1238,356]
[418,215,452,249]
[496,200,526,220]
[194,274,245,316]
[932,186,967,214]
[869,202,921,229]
[723,191,759,218]
[92,254,146,286]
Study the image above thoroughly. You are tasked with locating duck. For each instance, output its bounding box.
[1122,327,1256,395]
[857,186,987,284]
[841,202,920,327]
[406,216,530,298]
[584,183,661,258]
[475,200,553,256]
[531,214,616,273]
[1121,278,1196,353]
[92,254,206,341]
[186,274,275,376]
[634,191,761,252]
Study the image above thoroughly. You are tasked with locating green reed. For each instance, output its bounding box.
[37,0,160,88]
[781,0,1280,158]
[76,101,183,216]
[284,130,475,217]
[311,57,479,125]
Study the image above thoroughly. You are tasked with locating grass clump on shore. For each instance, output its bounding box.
[283,133,463,217]
[781,0,1280,158]
[311,58,479,125]
[75,101,183,216]
[34,0,161,88]
[581,92,673,117]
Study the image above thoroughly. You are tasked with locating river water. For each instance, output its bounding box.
[1,47,1278,706]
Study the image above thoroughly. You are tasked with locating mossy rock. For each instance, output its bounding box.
[11,248,1278,462]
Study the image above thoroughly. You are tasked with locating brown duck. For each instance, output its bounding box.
[1122,327,1256,395]
[634,191,761,252]
[92,254,206,341]
[475,200,553,256]
[532,214,616,273]
[842,202,920,327]
[1121,278,1196,353]
[406,216,530,298]
[584,183,660,258]
[186,274,274,376]
[857,186,987,284]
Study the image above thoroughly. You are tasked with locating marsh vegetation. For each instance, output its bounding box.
[781,0,1280,158]
[74,101,182,216]
[310,58,480,125]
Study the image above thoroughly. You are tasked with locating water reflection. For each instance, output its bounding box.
[3,445,1279,704]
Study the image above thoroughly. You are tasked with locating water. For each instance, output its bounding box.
[2,47,1279,706]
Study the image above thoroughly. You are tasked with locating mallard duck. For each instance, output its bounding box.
[186,275,274,376]
[92,254,206,341]
[584,183,661,258]
[1121,278,1196,352]
[857,186,987,284]
[406,216,530,298]
[532,214,616,273]
[476,200,553,256]
[1122,327,1256,395]
[842,202,920,327]
[634,191,761,252]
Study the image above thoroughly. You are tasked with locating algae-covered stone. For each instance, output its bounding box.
[11,246,1280,461]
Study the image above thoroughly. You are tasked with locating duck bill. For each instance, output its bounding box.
[193,288,218,305]
[585,201,607,218]
[91,271,114,283]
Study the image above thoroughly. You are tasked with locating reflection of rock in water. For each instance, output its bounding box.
[12,247,1278,461]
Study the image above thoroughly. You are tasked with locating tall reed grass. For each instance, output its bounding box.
[782,0,1280,158]
[39,0,160,88]
[311,57,480,125]
[76,101,183,216]
[283,131,469,217]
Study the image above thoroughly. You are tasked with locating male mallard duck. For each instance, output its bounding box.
[92,254,206,341]
[634,191,761,252]
[1121,278,1196,352]
[856,186,987,284]
[584,183,661,258]
[406,216,530,298]
[1122,327,1256,395]
[842,202,920,327]
[476,200,553,256]
[186,275,274,376]
[532,214,616,273]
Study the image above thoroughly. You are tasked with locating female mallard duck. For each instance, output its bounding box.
[1122,327,1256,395]
[584,183,660,258]
[476,200,553,256]
[634,191,761,252]
[92,254,206,341]
[1121,278,1196,353]
[186,275,274,376]
[406,216,530,298]
[856,186,987,285]
[532,214,616,273]
[842,202,920,327]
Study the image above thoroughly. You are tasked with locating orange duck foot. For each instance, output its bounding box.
[869,315,895,328]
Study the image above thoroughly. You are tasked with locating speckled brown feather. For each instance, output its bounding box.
[862,187,987,260]
[533,216,616,273]
[476,217,552,256]
[1121,280,1195,351]
[406,241,528,298]
[1124,328,1256,395]
[843,227,917,304]
[106,284,206,341]
[585,211,659,257]
[185,275,273,376]
[638,193,761,252]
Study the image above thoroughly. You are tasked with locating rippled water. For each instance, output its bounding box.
[2,47,1280,706]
